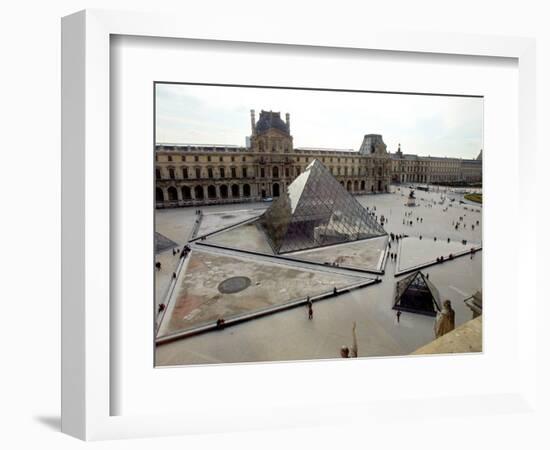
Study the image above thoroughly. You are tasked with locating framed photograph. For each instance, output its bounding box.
[62,9,537,440]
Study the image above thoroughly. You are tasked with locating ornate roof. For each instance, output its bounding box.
[255,110,289,135]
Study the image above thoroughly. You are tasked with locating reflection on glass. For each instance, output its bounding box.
[260,159,386,254]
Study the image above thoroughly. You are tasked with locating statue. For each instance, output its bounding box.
[434,300,455,338]
[340,321,358,358]
[406,189,416,207]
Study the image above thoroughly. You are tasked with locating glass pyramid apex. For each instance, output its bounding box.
[260,159,387,254]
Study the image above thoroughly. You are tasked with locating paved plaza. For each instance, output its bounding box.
[154,185,482,366]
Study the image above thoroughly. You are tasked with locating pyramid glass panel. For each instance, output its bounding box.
[393,271,441,316]
[260,159,386,253]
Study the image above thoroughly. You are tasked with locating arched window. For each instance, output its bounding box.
[167,186,178,201]
[272,166,279,178]
[207,185,216,199]
[195,185,204,199]
[272,183,280,197]
[360,180,365,191]
[231,184,239,197]
[220,185,228,198]
[354,180,358,191]
[346,181,352,192]
[182,186,191,200]
[243,184,251,197]
[156,188,164,202]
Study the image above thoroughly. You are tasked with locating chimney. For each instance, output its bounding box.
[250,109,256,135]
[285,113,290,133]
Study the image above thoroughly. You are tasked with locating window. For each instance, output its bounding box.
[285,168,289,177]
[194,155,198,162]
[243,157,246,162]
[195,168,201,179]
[260,168,265,178]
[272,166,279,178]
[231,167,237,178]
[207,155,211,162]
[169,168,175,179]
[242,167,248,178]
[155,168,161,179]
[231,156,235,162]
[220,167,225,178]
[183,167,188,179]
[208,168,213,178]
[167,155,172,162]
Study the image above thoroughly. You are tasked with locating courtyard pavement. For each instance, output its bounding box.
[154,185,482,366]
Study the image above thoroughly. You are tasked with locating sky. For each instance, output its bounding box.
[155,83,483,159]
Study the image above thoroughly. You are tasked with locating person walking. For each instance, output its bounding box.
[306,296,313,320]
[396,310,402,323]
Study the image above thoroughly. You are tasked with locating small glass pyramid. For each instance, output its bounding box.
[393,271,442,316]
[259,159,387,254]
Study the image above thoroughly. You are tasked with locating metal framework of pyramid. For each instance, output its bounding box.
[259,159,387,254]
[393,271,442,317]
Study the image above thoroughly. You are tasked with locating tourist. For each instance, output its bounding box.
[308,302,313,320]
[172,248,176,256]
[396,310,401,324]
[216,317,225,329]
[155,262,161,271]
[158,303,165,313]
[172,272,177,280]
[333,287,338,296]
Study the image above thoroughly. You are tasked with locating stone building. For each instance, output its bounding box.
[155,110,392,208]
[390,144,482,184]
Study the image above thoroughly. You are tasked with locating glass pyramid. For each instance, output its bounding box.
[393,271,442,316]
[259,159,387,254]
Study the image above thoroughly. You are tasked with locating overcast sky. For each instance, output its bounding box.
[155,83,483,159]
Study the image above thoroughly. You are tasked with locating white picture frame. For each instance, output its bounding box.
[61,9,537,441]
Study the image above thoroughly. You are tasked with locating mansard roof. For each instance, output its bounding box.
[255,110,289,135]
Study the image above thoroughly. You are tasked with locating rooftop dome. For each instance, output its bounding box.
[255,110,289,134]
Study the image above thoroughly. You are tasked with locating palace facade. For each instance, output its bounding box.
[155,110,482,208]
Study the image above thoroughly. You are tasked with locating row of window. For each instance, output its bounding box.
[156,152,385,166]
[159,154,248,163]
[156,165,389,180]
